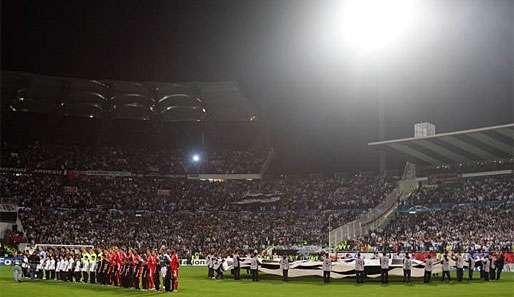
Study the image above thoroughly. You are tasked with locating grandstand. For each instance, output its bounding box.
[330,123,513,248]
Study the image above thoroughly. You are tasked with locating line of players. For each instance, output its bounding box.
[205,251,506,283]
[20,246,180,292]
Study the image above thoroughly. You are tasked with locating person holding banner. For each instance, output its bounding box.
[322,253,331,283]
[454,252,464,281]
[232,252,241,280]
[207,253,214,279]
[250,253,259,282]
[380,252,389,284]
[468,254,475,280]
[441,254,450,282]
[483,255,490,281]
[12,252,24,282]
[489,255,496,280]
[355,253,365,284]
[496,253,505,280]
[214,255,224,279]
[403,254,412,283]
[424,255,433,283]
[280,255,289,282]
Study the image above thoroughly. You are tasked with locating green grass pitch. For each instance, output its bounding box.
[1,266,513,297]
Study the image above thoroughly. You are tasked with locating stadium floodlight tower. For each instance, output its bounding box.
[327,0,419,250]
[339,0,419,172]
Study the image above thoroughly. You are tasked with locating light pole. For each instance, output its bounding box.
[328,214,332,250]
[337,0,418,172]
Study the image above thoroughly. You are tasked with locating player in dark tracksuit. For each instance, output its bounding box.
[154,251,162,291]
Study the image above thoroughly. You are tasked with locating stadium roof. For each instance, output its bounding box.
[368,123,514,165]
[2,71,257,122]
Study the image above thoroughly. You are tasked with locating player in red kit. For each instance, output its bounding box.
[115,248,124,286]
[170,249,180,291]
[147,249,156,290]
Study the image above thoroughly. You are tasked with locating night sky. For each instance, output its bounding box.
[2,0,513,171]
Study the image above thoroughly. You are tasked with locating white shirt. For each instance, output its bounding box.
[380,255,389,269]
[483,258,490,272]
[44,259,52,270]
[442,258,450,271]
[322,257,332,272]
[81,261,89,271]
[37,258,45,270]
[49,259,56,270]
[207,255,213,268]
[74,260,82,272]
[280,258,289,270]
[89,260,97,272]
[355,258,364,272]
[232,255,240,268]
[213,258,222,270]
[403,258,412,270]
[55,260,61,272]
[456,255,464,269]
[250,257,258,270]
[68,259,75,271]
[425,258,433,271]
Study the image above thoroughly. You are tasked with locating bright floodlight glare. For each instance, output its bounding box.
[192,154,200,162]
[339,0,417,53]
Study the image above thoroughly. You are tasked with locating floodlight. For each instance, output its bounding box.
[338,0,418,53]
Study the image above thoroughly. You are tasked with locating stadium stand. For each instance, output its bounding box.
[1,71,512,279]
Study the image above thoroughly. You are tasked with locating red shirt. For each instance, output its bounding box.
[170,254,179,271]
[148,255,156,269]
[116,251,124,265]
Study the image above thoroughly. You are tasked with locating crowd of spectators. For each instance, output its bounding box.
[1,143,267,174]
[3,172,395,258]
[2,145,512,257]
[351,174,514,253]
[401,175,513,208]
[356,205,513,253]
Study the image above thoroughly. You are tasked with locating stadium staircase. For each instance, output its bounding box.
[328,162,419,247]
[260,147,276,176]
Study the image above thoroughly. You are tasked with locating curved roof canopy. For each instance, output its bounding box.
[369,123,514,165]
[112,93,155,120]
[156,94,206,122]
[58,90,108,118]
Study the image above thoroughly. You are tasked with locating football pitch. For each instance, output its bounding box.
[1,266,513,297]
